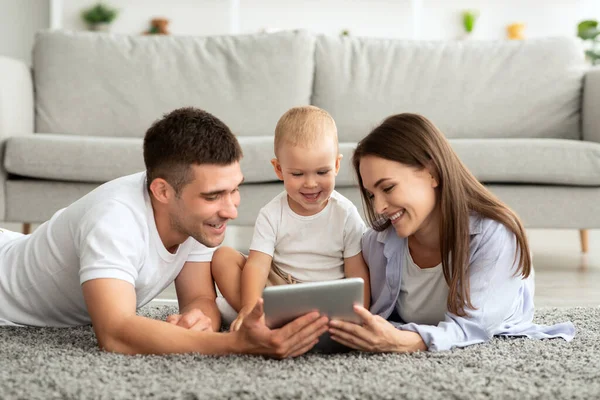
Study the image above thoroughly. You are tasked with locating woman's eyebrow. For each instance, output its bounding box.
[373,178,391,188]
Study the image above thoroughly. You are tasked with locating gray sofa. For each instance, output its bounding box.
[1,30,599,250]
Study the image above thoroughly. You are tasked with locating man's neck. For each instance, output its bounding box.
[150,195,186,253]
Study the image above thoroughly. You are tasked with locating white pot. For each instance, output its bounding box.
[461,31,475,40]
[89,23,111,32]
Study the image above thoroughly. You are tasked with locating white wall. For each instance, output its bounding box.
[0,0,50,64]
[60,0,600,40]
[2,0,600,63]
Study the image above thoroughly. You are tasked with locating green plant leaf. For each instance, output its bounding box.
[580,28,600,40]
[81,3,118,24]
[578,20,599,40]
[585,49,600,63]
[462,10,479,33]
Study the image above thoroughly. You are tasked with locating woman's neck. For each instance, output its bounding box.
[410,207,441,252]
[407,207,442,268]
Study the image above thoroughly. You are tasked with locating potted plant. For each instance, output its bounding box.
[81,3,118,32]
[577,20,600,65]
[462,10,479,39]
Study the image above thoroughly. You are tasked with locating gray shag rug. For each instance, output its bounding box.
[1,306,598,400]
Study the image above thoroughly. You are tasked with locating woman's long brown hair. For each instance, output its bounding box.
[352,114,531,317]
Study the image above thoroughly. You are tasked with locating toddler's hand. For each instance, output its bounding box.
[230,305,259,332]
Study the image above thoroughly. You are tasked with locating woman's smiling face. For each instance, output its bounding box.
[358,155,438,238]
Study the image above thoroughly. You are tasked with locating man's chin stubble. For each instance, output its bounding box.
[192,232,224,248]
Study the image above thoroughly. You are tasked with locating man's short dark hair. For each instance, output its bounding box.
[143,107,243,194]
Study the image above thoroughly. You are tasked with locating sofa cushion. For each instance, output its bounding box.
[5,135,144,183]
[1,134,358,186]
[313,35,586,142]
[8,179,600,229]
[452,138,600,186]
[3,135,279,184]
[33,30,315,138]
[5,136,600,186]
[341,139,600,187]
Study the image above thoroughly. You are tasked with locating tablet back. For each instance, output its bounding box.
[263,278,365,353]
[263,278,364,329]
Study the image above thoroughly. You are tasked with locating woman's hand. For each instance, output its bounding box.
[329,305,427,353]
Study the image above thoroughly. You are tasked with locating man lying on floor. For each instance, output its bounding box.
[0,107,328,357]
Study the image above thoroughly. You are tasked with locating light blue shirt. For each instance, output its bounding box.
[363,213,576,351]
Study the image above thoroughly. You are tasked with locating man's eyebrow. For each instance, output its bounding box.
[373,178,391,189]
[200,177,245,196]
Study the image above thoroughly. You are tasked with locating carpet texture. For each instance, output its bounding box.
[1,306,598,400]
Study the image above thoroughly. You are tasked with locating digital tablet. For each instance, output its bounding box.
[262,278,364,352]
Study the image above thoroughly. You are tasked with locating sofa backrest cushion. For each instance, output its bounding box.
[33,30,316,137]
[313,35,586,141]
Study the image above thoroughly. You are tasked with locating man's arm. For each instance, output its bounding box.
[83,278,237,354]
[82,278,328,356]
[172,261,221,332]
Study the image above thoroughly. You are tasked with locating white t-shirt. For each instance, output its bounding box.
[397,241,448,325]
[249,190,366,282]
[0,172,214,327]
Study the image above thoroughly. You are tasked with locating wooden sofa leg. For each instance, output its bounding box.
[22,223,31,235]
[579,229,589,254]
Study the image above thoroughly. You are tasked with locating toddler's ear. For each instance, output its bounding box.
[334,154,343,175]
[271,158,284,181]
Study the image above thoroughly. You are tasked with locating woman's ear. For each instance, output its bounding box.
[271,158,284,181]
[430,174,439,188]
[425,163,439,188]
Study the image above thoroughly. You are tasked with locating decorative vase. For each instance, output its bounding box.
[507,23,525,40]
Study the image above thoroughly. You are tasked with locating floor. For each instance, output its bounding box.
[4,223,598,308]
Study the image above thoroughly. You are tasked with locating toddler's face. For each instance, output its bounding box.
[272,136,341,216]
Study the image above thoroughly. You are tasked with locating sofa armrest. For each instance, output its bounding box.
[583,66,600,144]
[0,56,34,221]
[0,56,34,139]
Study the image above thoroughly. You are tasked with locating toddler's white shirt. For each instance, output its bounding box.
[249,191,366,282]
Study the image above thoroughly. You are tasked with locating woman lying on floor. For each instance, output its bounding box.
[328,113,576,352]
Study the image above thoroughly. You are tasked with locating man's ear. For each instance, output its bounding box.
[271,158,284,181]
[149,178,173,204]
[334,154,343,176]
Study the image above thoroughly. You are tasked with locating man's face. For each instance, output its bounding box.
[169,162,243,248]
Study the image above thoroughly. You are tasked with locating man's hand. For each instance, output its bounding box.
[166,309,213,332]
[233,298,329,359]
